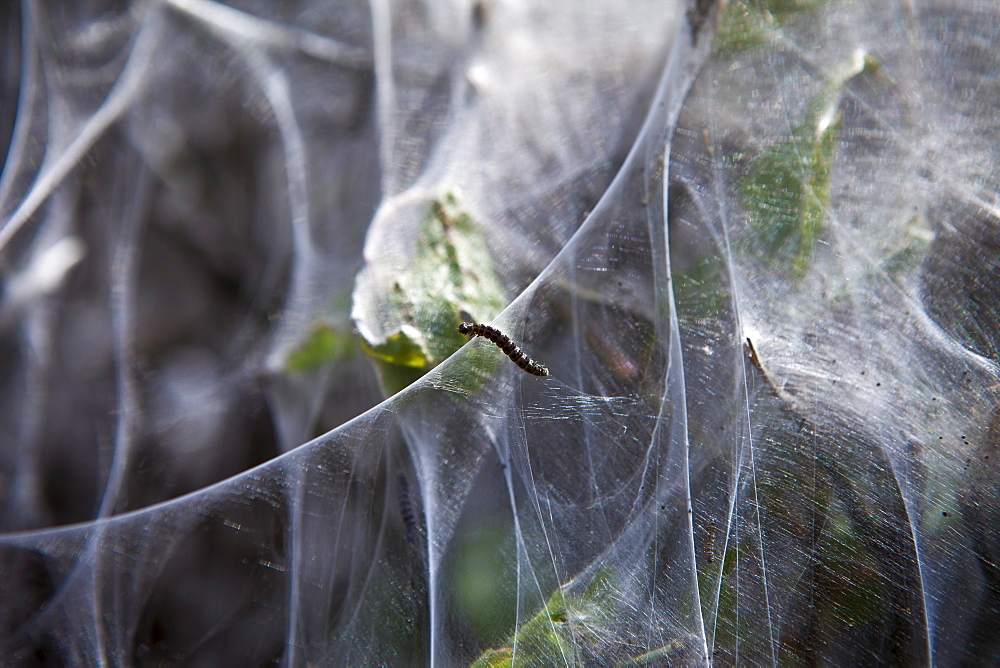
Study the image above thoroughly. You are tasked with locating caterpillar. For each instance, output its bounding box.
[458,322,549,376]
[397,474,418,544]
[705,521,717,565]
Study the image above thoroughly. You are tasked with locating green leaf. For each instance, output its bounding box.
[470,647,515,668]
[742,52,875,277]
[471,570,618,667]
[357,193,507,394]
[715,0,828,54]
[284,323,354,373]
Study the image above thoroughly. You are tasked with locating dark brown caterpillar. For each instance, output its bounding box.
[397,474,418,544]
[705,521,717,564]
[458,322,549,376]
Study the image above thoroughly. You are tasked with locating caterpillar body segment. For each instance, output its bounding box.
[458,322,549,376]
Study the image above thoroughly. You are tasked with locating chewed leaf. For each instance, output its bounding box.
[361,325,429,368]
[742,126,837,276]
[742,52,876,277]
[353,193,507,394]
